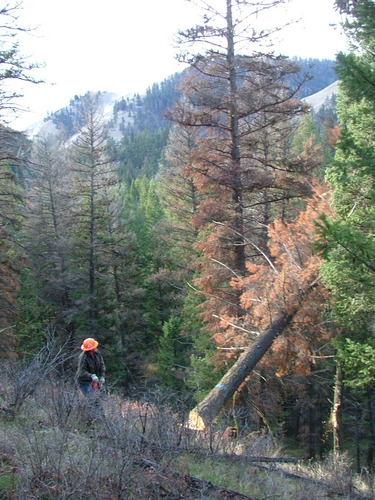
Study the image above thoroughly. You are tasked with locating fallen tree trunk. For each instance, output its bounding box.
[188,280,318,430]
[191,450,298,463]
[136,457,259,499]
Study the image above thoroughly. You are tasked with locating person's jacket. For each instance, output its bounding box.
[76,350,105,385]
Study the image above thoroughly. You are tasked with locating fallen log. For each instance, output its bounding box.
[190,450,298,463]
[254,463,373,500]
[136,456,260,499]
[188,279,319,430]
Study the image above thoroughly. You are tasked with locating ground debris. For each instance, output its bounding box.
[135,456,259,499]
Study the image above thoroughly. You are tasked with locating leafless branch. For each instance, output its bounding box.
[212,220,278,272]
[212,314,260,336]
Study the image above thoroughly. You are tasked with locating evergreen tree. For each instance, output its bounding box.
[0,2,41,121]
[317,0,375,464]
[157,125,209,392]
[0,1,41,358]
[95,181,141,384]
[320,0,375,344]
[188,185,334,438]
[69,93,119,339]
[123,177,179,353]
[0,133,24,358]
[20,134,74,351]
[157,316,186,389]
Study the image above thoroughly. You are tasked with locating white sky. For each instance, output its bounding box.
[10,0,348,131]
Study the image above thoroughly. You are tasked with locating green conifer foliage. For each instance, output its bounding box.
[157,316,186,389]
[124,177,177,343]
[0,1,41,358]
[0,156,24,359]
[319,0,375,388]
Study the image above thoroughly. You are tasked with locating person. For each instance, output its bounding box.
[76,337,105,396]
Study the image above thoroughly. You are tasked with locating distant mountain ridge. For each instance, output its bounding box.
[27,91,126,140]
[29,82,339,140]
[27,58,338,141]
[25,60,339,183]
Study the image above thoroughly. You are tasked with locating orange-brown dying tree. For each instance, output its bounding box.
[167,0,322,384]
[188,185,335,445]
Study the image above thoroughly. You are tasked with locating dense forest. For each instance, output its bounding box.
[0,0,374,481]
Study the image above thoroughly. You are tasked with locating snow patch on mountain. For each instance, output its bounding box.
[25,91,132,141]
[302,80,339,111]
[25,81,340,141]
[26,118,60,139]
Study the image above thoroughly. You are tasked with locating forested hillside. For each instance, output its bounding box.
[295,57,338,97]
[1,1,374,487]
[36,58,337,184]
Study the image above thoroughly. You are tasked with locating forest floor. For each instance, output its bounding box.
[0,379,373,499]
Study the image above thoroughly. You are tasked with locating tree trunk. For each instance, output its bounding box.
[307,369,317,459]
[188,311,298,430]
[89,168,96,330]
[355,403,362,473]
[331,360,343,456]
[187,277,319,430]
[367,389,375,472]
[226,0,246,275]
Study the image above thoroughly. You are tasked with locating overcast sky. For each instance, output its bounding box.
[11,0,348,131]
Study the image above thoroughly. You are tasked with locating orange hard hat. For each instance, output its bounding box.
[81,338,98,351]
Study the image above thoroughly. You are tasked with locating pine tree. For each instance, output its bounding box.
[319,0,375,368]
[166,0,321,386]
[0,2,41,120]
[69,93,119,338]
[157,316,186,389]
[317,0,375,465]
[188,185,334,433]
[157,125,207,392]
[95,181,141,383]
[0,1,41,358]
[19,134,74,351]
[0,141,23,359]
[123,176,179,352]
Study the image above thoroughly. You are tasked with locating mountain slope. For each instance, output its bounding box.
[302,80,339,112]
[25,70,339,183]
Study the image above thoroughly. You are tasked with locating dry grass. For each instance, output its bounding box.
[0,373,373,499]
